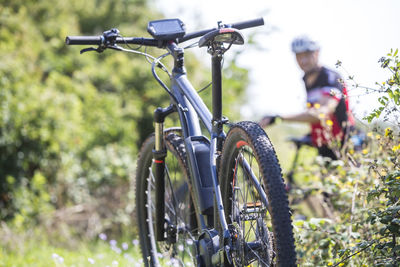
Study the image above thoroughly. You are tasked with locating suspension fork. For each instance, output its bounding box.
[153,105,176,241]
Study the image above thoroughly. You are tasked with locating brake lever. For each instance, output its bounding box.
[80,47,105,54]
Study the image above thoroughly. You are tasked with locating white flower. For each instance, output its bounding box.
[109,240,117,247]
[99,233,107,241]
[122,242,129,250]
[112,246,122,254]
[132,239,139,246]
[124,253,134,262]
[51,253,64,264]
[88,258,95,264]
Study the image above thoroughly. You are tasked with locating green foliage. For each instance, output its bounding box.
[293,129,399,266]
[294,50,400,266]
[0,0,156,230]
[364,49,400,124]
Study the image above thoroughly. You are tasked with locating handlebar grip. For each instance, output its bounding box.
[65,36,103,45]
[230,17,264,30]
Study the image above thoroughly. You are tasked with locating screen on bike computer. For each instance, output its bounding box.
[147,19,186,41]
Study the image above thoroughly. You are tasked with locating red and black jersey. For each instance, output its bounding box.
[304,67,354,147]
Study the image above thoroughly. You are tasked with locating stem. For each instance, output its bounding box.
[348,181,359,235]
[332,241,375,267]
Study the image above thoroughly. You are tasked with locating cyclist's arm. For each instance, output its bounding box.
[281,95,339,123]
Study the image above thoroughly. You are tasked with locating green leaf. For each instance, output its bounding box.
[381,214,392,224]
[378,97,387,106]
[358,241,369,249]
[392,218,400,224]
[387,224,400,234]
[394,90,400,105]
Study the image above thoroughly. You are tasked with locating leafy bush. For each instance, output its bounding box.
[364,49,400,125]
[294,50,400,266]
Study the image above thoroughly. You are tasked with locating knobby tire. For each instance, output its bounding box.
[219,121,297,266]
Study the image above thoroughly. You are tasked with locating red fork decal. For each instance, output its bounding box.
[236,140,248,149]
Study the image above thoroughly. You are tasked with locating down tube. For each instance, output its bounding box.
[174,75,229,232]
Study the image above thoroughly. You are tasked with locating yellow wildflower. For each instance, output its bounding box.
[326,119,333,126]
[376,134,381,140]
[327,263,333,266]
[349,149,354,155]
[395,176,400,180]
[339,263,345,267]
[392,144,400,152]
[319,113,326,119]
[314,103,321,109]
[385,127,392,137]
[362,149,368,155]
[367,132,373,137]
[307,102,312,108]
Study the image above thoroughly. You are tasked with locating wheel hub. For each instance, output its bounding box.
[229,223,246,266]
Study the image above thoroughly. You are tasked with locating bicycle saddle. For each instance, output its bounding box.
[198,28,244,47]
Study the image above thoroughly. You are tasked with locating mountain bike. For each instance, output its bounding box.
[66,17,296,267]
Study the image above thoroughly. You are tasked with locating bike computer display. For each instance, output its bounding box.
[147,19,186,41]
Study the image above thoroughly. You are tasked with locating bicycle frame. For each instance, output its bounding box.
[65,18,268,264]
[153,41,231,242]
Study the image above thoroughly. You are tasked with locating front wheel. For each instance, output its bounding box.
[219,121,296,266]
[136,130,197,266]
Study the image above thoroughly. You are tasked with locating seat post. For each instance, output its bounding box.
[211,52,224,151]
[212,54,222,125]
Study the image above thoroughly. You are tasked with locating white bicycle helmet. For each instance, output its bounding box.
[291,35,319,53]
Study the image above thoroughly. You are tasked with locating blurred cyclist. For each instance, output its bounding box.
[260,36,355,159]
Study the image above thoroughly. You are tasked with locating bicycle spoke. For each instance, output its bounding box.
[228,145,275,266]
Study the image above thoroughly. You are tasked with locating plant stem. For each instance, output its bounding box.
[332,241,375,267]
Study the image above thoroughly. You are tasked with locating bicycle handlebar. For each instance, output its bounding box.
[65,36,160,46]
[229,17,264,30]
[65,17,264,46]
[179,17,264,43]
[65,36,103,45]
